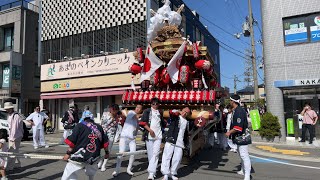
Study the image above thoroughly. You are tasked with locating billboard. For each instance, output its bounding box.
[40,53,135,81]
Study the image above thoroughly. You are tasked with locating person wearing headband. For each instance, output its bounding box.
[225,94,251,180]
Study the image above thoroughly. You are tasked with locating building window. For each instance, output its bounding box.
[0,26,14,51]
[283,12,320,45]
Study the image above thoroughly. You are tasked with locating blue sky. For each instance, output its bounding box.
[182,0,264,92]
[1,0,263,92]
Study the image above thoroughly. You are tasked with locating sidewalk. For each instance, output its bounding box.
[249,141,320,162]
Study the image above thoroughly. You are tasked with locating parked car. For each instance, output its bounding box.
[0,109,32,140]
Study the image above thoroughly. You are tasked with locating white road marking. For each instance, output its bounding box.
[250,155,320,170]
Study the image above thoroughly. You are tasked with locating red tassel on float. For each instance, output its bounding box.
[183,91,190,104]
[138,91,144,102]
[132,91,139,103]
[165,91,172,103]
[171,90,177,103]
[177,90,183,103]
[161,68,170,85]
[127,90,134,103]
[137,47,144,63]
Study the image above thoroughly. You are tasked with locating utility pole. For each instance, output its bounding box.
[234,75,241,94]
[248,0,259,107]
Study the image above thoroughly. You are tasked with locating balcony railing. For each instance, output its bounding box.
[0,0,39,13]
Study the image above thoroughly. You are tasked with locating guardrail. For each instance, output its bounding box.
[0,0,39,13]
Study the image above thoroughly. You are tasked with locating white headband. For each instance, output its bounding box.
[230,97,241,104]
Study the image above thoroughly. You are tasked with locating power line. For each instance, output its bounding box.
[231,0,244,19]
[233,0,246,18]
[200,15,250,46]
[215,38,247,56]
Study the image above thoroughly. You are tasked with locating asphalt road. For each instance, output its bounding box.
[6,141,320,180]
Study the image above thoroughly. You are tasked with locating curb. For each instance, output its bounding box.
[249,146,320,163]
[252,141,320,149]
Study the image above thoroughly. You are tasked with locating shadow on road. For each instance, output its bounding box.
[178,146,230,178]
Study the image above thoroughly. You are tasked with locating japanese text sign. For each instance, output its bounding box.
[41,52,135,81]
[250,110,261,131]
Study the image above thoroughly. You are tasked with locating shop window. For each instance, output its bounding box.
[0,26,14,51]
[283,12,320,45]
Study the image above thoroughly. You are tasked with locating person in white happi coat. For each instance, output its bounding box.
[161,107,191,180]
[140,98,166,180]
[112,104,143,177]
[97,104,120,172]
[225,105,237,153]
[26,106,49,149]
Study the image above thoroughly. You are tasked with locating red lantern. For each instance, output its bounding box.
[183,91,189,104]
[209,90,216,103]
[165,91,172,103]
[150,69,160,86]
[155,90,160,99]
[195,60,211,70]
[177,90,183,103]
[143,91,150,103]
[122,90,129,104]
[194,116,207,127]
[160,90,166,102]
[171,90,178,103]
[148,91,155,101]
[189,90,196,104]
[202,90,210,104]
[138,91,144,102]
[137,47,144,63]
[161,68,170,85]
[196,90,202,104]
[132,91,139,102]
[179,65,190,84]
[129,63,142,75]
[192,79,202,89]
[192,42,199,59]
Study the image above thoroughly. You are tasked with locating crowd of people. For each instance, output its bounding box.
[0,94,251,180]
[59,95,251,180]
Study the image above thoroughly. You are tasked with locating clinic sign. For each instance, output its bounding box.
[41,52,135,81]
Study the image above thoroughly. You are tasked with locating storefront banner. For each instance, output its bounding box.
[287,118,294,135]
[41,52,135,81]
[274,78,320,88]
[2,64,10,88]
[41,73,139,92]
[250,110,261,131]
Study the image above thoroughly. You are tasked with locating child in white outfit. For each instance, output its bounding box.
[0,129,9,180]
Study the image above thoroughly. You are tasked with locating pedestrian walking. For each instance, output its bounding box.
[139,97,166,180]
[97,104,120,172]
[61,116,109,180]
[4,102,24,171]
[26,106,49,149]
[225,95,251,180]
[61,104,79,140]
[0,129,8,180]
[112,104,143,177]
[161,107,191,180]
[79,105,93,123]
[299,103,318,144]
[225,105,237,153]
[114,105,124,143]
